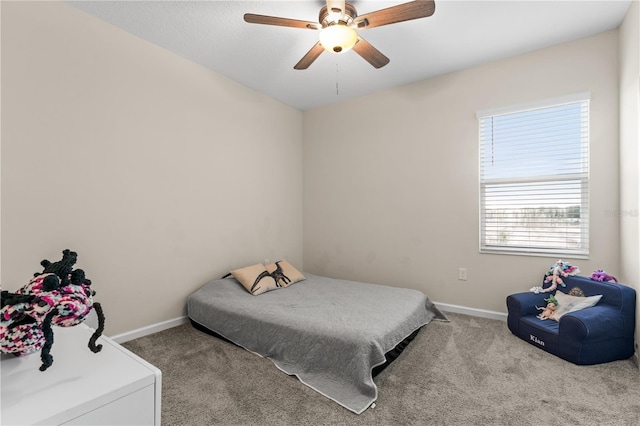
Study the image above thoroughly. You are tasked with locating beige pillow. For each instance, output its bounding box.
[231,263,280,296]
[265,260,305,288]
[551,290,602,321]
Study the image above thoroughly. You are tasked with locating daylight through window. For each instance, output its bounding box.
[478,93,589,257]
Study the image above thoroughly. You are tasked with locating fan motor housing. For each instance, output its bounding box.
[319,3,357,27]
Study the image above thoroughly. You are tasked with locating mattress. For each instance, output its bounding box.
[187,273,446,414]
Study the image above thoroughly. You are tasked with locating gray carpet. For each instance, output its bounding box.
[123,313,640,425]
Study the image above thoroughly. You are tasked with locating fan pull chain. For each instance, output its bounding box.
[336,63,339,96]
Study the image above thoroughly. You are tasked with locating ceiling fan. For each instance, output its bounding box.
[244,0,436,70]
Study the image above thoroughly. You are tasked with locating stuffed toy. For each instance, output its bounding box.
[1,274,62,370]
[590,269,618,283]
[536,294,558,320]
[538,259,580,293]
[530,260,580,294]
[0,250,105,371]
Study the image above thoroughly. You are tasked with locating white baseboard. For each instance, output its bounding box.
[109,304,506,344]
[435,302,508,322]
[110,316,190,344]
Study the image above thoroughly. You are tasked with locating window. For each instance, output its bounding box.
[478,93,589,257]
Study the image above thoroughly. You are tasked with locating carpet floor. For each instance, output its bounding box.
[123,313,640,425]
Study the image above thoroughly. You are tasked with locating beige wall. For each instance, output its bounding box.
[1,1,632,336]
[619,0,640,358]
[303,31,621,314]
[1,2,303,335]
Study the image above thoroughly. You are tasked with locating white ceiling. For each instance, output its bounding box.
[67,0,632,111]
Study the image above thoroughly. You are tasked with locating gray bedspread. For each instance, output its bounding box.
[187,273,446,414]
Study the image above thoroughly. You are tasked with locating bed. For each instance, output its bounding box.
[187,272,446,414]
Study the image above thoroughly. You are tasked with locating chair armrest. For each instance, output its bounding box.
[506,292,550,335]
[506,292,549,318]
[559,305,627,340]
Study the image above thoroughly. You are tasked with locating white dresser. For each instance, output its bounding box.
[1,324,161,425]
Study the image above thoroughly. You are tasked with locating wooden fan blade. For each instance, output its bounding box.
[294,42,325,70]
[352,37,390,68]
[354,0,435,29]
[325,0,347,15]
[244,13,321,30]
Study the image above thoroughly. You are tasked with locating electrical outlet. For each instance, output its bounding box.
[458,268,468,281]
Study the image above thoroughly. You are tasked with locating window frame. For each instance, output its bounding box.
[477,92,590,258]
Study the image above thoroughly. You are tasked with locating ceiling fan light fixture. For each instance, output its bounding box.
[244,0,435,69]
[319,24,357,53]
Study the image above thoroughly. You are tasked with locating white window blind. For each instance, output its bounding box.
[478,94,589,257]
